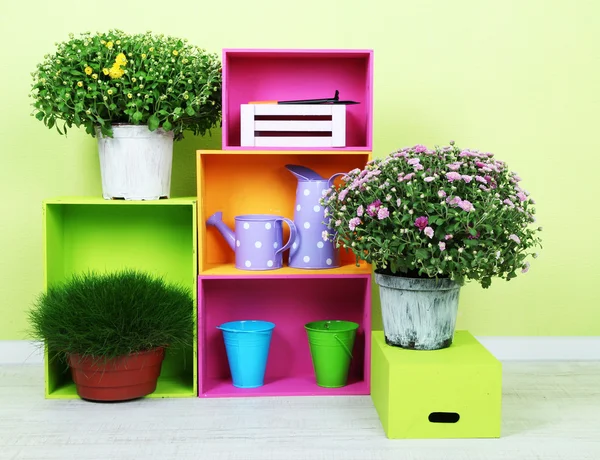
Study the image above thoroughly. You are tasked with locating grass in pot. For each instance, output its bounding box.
[28,269,194,401]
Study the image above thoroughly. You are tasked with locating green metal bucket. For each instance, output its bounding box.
[305,320,359,388]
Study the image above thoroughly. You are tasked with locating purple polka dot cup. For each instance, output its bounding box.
[207,211,297,270]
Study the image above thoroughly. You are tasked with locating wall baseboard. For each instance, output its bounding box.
[0,341,44,364]
[1,337,599,365]
[476,336,600,361]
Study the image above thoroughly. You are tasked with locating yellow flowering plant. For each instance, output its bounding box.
[31,30,222,140]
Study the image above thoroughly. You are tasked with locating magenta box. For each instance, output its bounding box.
[222,48,374,151]
[198,274,371,397]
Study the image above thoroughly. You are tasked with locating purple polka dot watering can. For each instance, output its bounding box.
[206,212,297,270]
[285,165,345,269]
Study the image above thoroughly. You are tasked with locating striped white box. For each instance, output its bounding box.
[240,104,346,147]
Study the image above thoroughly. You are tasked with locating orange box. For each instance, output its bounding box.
[196,150,372,276]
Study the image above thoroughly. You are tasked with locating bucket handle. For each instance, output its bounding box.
[334,334,353,359]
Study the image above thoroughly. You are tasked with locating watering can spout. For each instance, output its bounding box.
[206,211,236,251]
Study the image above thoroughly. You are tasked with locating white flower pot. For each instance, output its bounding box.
[96,125,174,200]
[375,272,460,350]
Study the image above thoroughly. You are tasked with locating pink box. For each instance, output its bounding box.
[222,48,374,151]
[198,275,372,397]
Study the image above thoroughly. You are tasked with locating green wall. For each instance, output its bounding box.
[1,0,598,339]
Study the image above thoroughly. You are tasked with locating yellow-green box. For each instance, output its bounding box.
[371,330,501,439]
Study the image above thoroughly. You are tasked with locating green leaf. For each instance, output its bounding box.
[185,106,195,116]
[163,120,172,131]
[35,112,44,121]
[415,249,429,260]
[148,114,160,131]
[132,111,143,122]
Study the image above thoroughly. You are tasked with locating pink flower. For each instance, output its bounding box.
[414,144,427,153]
[356,205,364,217]
[424,226,434,238]
[517,192,527,202]
[503,199,515,208]
[522,261,530,273]
[335,219,342,226]
[446,172,462,182]
[414,216,428,231]
[476,161,486,168]
[509,234,521,244]
[396,198,402,207]
[479,184,490,192]
[338,189,349,201]
[475,175,487,184]
[413,163,424,171]
[367,200,382,217]
[377,207,390,220]
[447,162,463,171]
[445,234,453,240]
[349,217,361,231]
[438,241,446,251]
[424,176,435,182]
[407,158,420,166]
[458,200,475,212]
[438,190,447,198]
[397,173,405,181]
[403,173,416,181]
[461,175,473,183]
[322,231,329,241]
[446,196,462,206]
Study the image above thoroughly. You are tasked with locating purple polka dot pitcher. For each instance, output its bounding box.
[285,165,345,269]
[206,211,297,270]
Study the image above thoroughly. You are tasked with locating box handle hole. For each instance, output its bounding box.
[428,412,460,423]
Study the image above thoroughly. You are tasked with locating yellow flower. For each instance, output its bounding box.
[141,53,147,59]
[149,47,154,52]
[116,40,121,45]
[108,65,124,79]
[107,89,113,95]
[84,66,92,75]
[100,40,106,44]
[92,74,98,79]
[115,53,127,65]
[106,41,114,49]
[127,93,133,99]
[172,50,179,56]
[77,81,83,87]
[102,68,109,75]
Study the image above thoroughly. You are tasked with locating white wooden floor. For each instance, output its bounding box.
[1,362,599,459]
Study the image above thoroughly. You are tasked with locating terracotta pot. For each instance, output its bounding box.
[68,347,165,401]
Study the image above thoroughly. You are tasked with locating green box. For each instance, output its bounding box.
[371,330,501,439]
[42,197,198,399]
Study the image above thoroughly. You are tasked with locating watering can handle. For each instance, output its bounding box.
[276,217,297,255]
[334,334,353,359]
[328,173,348,187]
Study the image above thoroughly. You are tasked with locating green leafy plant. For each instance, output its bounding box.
[321,141,543,288]
[28,269,194,360]
[30,29,222,140]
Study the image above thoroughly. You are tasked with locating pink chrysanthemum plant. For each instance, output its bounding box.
[321,141,543,289]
